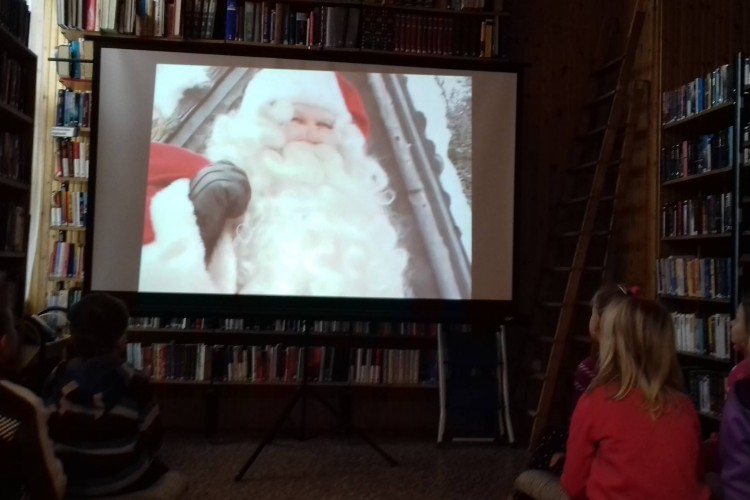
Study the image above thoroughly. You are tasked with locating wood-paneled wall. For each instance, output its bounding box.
[510,0,750,311]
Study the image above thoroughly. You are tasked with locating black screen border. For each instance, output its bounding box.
[86,37,524,323]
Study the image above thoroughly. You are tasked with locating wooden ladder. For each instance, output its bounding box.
[526,1,647,447]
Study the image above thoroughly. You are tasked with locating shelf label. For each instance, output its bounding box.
[51,126,77,137]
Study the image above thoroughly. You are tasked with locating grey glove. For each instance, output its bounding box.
[188,160,251,264]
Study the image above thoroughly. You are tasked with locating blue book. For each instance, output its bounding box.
[225,0,237,40]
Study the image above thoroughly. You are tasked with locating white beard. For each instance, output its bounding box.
[205,106,409,298]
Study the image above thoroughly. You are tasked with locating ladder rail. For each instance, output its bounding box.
[529,1,647,447]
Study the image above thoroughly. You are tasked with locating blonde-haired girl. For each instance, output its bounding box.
[561,297,710,499]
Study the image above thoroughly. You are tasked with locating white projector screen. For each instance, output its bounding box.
[90,47,517,306]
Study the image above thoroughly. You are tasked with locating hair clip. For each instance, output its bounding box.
[629,286,641,296]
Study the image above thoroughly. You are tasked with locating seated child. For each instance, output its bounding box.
[704,297,750,474]
[527,283,635,474]
[720,376,750,500]
[43,292,167,498]
[0,274,66,499]
[728,297,750,390]
[561,297,710,499]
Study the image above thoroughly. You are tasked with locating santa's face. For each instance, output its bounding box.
[205,93,409,298]
[283,103,337,147]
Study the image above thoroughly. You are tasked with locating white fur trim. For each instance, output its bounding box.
[139,180,234,293]
[239,69,350,124]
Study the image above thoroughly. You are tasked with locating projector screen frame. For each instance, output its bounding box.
[84,37,524,323]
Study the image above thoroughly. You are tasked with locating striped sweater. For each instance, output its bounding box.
[0,380,67,500]
[43,356,165,497]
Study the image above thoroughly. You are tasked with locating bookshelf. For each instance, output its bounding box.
[44,39,93,310]
[125,317,439,387]
[0,1,35,318]
[657,53,748,427]
[55,0,510,60]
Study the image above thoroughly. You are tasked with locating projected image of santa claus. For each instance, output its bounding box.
[140,69,410,298]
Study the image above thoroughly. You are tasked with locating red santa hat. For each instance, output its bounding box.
[238,69,370,140]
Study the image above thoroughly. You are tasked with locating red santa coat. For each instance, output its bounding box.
[143,142,211,245]
[140,142,237,293]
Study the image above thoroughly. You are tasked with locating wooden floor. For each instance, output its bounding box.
[160,432,528,499]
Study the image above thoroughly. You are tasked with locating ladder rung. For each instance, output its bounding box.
[562,194,615,205]
[572,335,593,343]
[570,157,623,172]
[592,56,624,75]
[557,230,610,238]
[540,302,563,309]
[575,126,608,140]
[549,266,605,273]
[585,90,617,107]
[527,409,539,419]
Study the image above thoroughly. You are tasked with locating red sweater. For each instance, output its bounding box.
[561,385,710,500]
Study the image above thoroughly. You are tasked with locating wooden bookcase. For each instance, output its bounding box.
[657,54,746,427]
[45,69,91,309]
[55,0,509,60]
[0,15,35,318]
[740,57,750,300]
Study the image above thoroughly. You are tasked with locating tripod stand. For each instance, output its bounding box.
[234,320,398,481]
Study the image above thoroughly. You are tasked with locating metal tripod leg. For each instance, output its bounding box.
[235,386,304,481]
[308,388,398,466]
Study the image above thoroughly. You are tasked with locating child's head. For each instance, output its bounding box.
[69,293,130,357]
[592,296,683,417]
[589,283,638,342]
[730,297,749,356]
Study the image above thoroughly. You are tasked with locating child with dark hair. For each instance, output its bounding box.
[0,274,66,499]
[526,283,636,474]
[43,292,167,498]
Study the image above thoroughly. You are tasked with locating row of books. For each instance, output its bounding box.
[126,342,438,384]
[0,0,30,46]
[55,137,90,179]
[361,11,499,57]
[0,202,25,252]
[0,51,28,113]
[673,312,732,360]
[656,257,732,300]
[49,233,85,280]
[129,316,445,336]
[50,186,88,228]
[688,370,726,417]
[226,4,360,47]
[55,0,505,58]
[0,132,24,182]
[56,89,92,128]
[662,62,735,124]
[660,127,735,182]
[45,286,83,309]
[55,40,94,80]
[661,193,732,238]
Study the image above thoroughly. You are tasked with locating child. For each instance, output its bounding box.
[720,376,750,500]
[528,283,635,473]
[728,297,750,391]
[0,274,66,499]
[43,292,167,498]
[561,297,710,499]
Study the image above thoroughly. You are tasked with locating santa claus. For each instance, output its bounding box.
[140,69,409,298]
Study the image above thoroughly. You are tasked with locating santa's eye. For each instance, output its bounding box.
[291,117,305,125]
[316,121,333,130]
